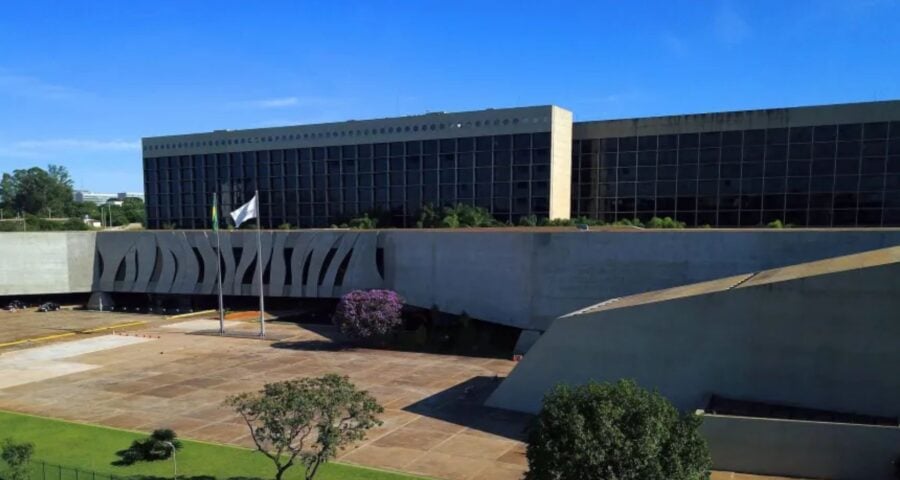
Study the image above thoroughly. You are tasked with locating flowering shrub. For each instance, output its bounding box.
[333,289,404,342]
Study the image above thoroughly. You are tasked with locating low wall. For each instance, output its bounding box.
[700,413,900,480]
[384,229,900,330]
[0,232,96,296]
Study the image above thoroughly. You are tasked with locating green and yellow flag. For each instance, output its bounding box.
[212,192,219,232]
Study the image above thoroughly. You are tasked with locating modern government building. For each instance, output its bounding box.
[142,100,900,229]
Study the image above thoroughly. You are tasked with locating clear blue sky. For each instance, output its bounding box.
[1,0,898,193]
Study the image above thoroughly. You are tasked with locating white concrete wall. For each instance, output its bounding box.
[385,229,900,330]
[487,261,900,417]
[700,414,900,480]
[0,232,96,295]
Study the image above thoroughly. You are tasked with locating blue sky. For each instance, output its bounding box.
[1,0,898,193]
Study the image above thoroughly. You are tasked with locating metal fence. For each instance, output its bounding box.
[29,461,120,480]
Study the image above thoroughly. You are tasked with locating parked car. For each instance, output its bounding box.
[37,302,60,312]
[5,300,26,311]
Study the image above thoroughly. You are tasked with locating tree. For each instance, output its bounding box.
[226,375,383,480]
[0,165,74,216]
[332,289,404,343]
[120,197,146,225]
[113,429,182,466]
[1,439,35,480]
[526,380,710,480]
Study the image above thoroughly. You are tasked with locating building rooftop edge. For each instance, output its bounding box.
[142,104,562,141]
[573,98,900,127]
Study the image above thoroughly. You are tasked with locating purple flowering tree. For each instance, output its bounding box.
[332,289,404,342]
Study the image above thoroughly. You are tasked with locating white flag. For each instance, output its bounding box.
[230,194,258,228]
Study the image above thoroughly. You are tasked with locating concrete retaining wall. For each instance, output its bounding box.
[486,257,900,418]
[700,414,900,480]
[383,229,900,330]
[0,232,96,296]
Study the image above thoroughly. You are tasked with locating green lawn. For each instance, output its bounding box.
[0,410,425,480]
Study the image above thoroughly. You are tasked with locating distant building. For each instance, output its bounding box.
[142,100,900,229]
[74,191,144,205]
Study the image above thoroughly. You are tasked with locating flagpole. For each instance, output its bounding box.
[255,190,266,338]
[214,192,225,335]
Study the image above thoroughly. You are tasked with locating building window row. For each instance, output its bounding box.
[573,121,900,227]
[144,116,551,152]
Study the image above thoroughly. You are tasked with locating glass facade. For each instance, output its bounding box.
[573,121,900,227]
[144,132,553,229]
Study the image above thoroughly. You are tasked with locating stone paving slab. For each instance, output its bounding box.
[0,318,802,480]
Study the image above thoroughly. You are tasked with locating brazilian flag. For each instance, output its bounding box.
[211,192,219,231]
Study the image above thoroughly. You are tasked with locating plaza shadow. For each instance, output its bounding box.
[402,376,532,441]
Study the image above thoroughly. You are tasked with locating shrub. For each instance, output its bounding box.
[518,214,539,227]
[113,429,182,466]
[332,289,404,342]
[646,216,686,229]
[526,380,710,480]
[1,439,34,480]
[347,213,378,229]
[278,222,293,230]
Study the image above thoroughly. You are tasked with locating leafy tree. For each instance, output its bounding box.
[120,197,146,225]
[0,165,74,216]
[332,289,404,342]
[526,380,710,480]
[113,429,182,466]
[1,439,35,480]
[65,200,100,220]
[227,375,383,480]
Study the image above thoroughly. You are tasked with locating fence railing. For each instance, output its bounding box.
[29,461,120,480]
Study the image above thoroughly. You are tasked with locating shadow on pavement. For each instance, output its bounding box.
[403,376,532,441]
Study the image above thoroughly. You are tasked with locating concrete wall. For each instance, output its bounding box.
[4,229,900,334]
[92,230,383,297]
[486,258,900,417]
[700,414,900,480]
[383,229,900,330]
[0,232,96,296]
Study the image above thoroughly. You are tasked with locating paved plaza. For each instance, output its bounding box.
[0,309,149,346]
[0,313,528,480]
[0,311,799,480]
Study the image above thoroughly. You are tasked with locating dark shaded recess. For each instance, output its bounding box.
[262,250,272,284]
[192,247,204,283]
[318,248,338,285]
[334,249,354,286]
[283,247,294,285]
[242,258,257,285]
[114,257,127,282]
[376,247,385,279]
[171,251,179,280]
[96,251,104,279]
[302,250,313,286]
[149,246,163,283]
[706,395,898,426]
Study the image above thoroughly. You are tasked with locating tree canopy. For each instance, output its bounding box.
[0,165,73,216]
[226,374,383,480]
[0,164,145,229]
[526,379,711,480]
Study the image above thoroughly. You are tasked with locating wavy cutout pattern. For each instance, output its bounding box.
[93,231,383,298]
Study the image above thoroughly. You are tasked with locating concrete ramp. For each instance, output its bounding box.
[486,245,900,480]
